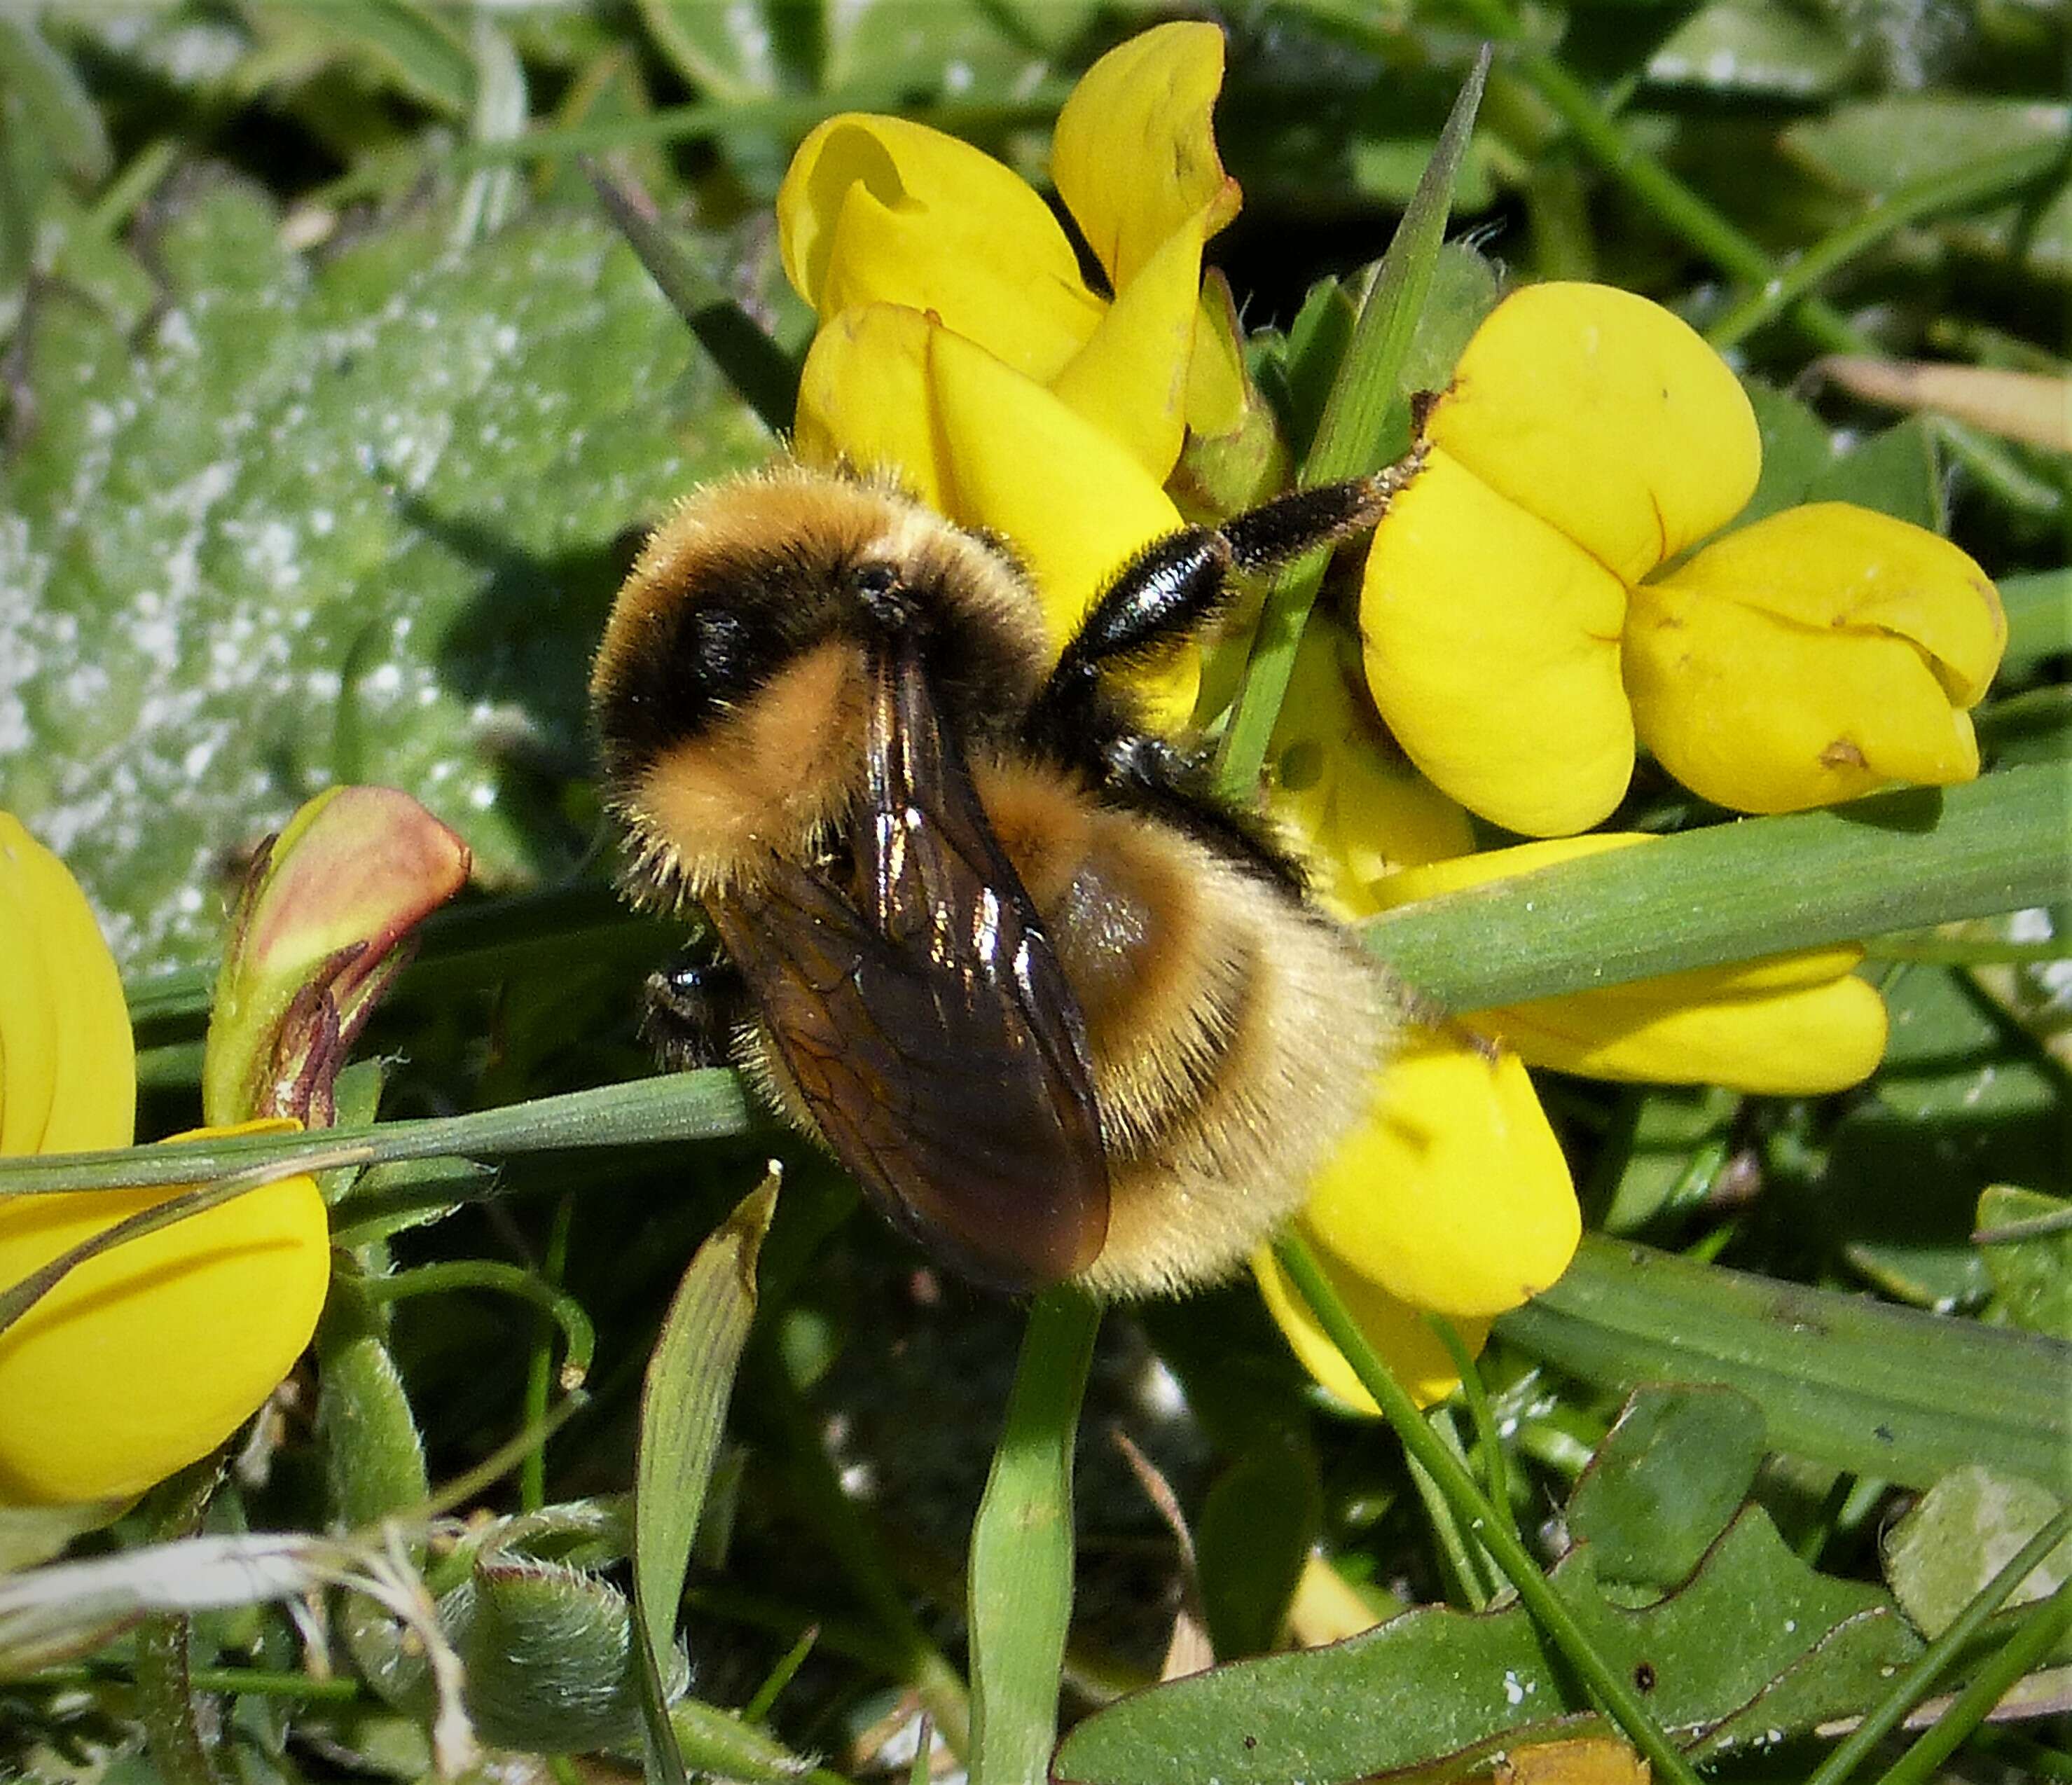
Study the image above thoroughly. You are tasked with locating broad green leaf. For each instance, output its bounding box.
[295,0,477,118]
[1804,418,1945,530]
[1645,0,1853,96]
[1568,1386,1764,1587]
[824,0,1079,93]
[634,0,803,102]
[1998,570,2072,680]
[1197,1433,1321,1659]
[1884,1464,2071,1636]
[1497,1236,2072,1492]
[315,1274,429,1534]
[0,178,765,977]
[633,1171,780,1779]
[1054,1507,1917,1785]
[1820,963,2061,1309]
[1734,378,1837,528]
[1979,1185,2072,1339]
[968,1289,1101,1785]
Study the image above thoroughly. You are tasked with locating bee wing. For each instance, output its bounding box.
[707,638,1110,1291]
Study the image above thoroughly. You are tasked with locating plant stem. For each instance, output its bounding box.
[1707,140,2068,350]
[1276,1232,1706,1785]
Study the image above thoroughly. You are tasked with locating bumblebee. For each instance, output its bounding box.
[590,462,1414,1296]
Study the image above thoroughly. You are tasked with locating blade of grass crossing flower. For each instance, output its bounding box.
[968,1288,1102,1785]
[1274,1233,1708,1785]
[1804,1505,2072,1785]
[1428,1317,1520,1555]
[1497,1236,2072,1492]
[0,1068,757,1196]
[633,1169,781,1785]
[1365,761,2070,1012]
[1216,50,1490,797]
[1874,1579,2072,1785]
[586,158,799,438]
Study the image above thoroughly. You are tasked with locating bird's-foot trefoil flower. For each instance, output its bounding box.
[1360,281,2007,832]
[777,20,1243,722]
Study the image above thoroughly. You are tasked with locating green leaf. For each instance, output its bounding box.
[0,15,110,184]
[968,1289,1101,1785]
[1804,418,1945,530]
[1596,1084,1741,1234]
[1979,1185,2072,1339]
[1645,0,1853,97]
[634,0,801,102]
[1,178,765,977]
[1196,1434,1321,1659]
[633,1170,779,1780]
[1735,379,1837,528]
[1054,1507,1918,1784]
[296,0,477,118]
[1884,1465,2072,1637]
[1496,1236,2072,1492]
[1568,1386,1765,1588]
[1818,964,2062,1310]
[1999,569,2071,680]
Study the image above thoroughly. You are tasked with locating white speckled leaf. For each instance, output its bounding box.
[0,177,768,975]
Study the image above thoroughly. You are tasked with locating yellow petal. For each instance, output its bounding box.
[1491,967,1889,1093]
[0,825,60,1157]
[925,323,1199,723]
[1049,204,1210,482]
[1051,20,1240,291]
[1300,1040,1580,1320]
[794,303,947,508]
[1253,1241,1488,1415]
[0,1121,329,1505]
[1625,525,1991,813]
[778,113,1103,384]
[1650,502,2006,703]
[1360,448,1634,836]
[1430,282,1761,585]
[0,815,134,1157]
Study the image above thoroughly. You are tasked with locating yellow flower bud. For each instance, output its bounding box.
[0,1122,329,1506]
[1625,503,2006,813]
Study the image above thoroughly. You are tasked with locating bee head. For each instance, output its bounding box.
[590,464,1047,907]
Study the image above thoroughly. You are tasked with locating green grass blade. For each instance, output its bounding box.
[968,1288,1102,1785]
[1365,761,2067,1009]
[1217,48,1491,796]
[633,1170,780,1783]
[1496,1236,2072,1491]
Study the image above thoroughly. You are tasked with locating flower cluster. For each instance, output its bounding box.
[773,26,2005,1405]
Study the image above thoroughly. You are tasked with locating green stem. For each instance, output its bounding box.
[1874,1578,2072,1785]
[1429,1317,1520,1554]
[359,1258,595,1386]
[1276,1232,1707,1785]
[1707,141,2068,350]
[134,1463,228,1785]
[968,1288,1102,1785]
[1804,1505,2072,1785]
[521,1194,576,1511]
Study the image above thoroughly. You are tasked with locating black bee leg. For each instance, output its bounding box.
[1030,462,1420,741]
[640,938,747,1070]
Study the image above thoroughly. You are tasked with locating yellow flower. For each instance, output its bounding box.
[1250,731,1887,1412]
[0,814,329,1508]
[1360,282,2007,832]
[778,20,1240,717]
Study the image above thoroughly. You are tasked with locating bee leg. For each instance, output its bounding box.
[640,939,747,1070]
[1032,460,1421,734]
